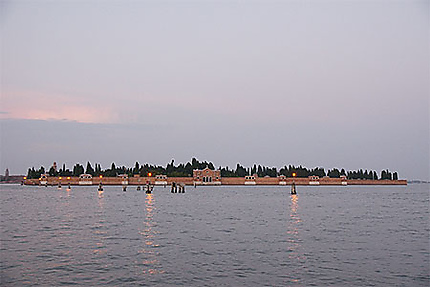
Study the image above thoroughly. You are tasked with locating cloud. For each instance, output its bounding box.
[1,90,119,123]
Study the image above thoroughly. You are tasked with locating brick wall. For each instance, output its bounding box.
[23,177,407,186]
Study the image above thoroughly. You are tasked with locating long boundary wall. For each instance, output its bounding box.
[23,176,407,186]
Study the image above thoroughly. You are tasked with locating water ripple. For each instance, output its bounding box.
[1,184,429,286]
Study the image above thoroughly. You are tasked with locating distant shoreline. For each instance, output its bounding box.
[0,175,25,184]
[23,175,407,186]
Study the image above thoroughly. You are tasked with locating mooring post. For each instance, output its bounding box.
[291,172,297,195]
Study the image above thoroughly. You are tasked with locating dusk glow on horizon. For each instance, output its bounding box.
[1,0,429,181]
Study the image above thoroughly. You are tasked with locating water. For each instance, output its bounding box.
[1,184,429,286]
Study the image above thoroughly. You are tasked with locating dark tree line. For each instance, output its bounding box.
[26,158,400,180]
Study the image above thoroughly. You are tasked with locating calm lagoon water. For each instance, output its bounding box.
[1,184,429,286]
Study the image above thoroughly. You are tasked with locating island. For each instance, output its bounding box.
[22,158,407,186]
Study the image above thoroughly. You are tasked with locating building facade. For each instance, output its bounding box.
[193,167,221,185]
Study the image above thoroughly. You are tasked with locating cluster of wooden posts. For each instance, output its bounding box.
[171,182,185,193]
[94,181,185,194]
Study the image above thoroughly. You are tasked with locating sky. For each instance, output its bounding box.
[1,0,429,180]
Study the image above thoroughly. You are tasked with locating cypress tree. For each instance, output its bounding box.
[86,162,95,176]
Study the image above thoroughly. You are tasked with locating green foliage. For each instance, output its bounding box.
[26,166,46,179]
[220,166,236,177]
[235,163,248,177]
[72,164,85,177]
[381,169,393,180]
[279,165,312,178]
[85,162,95,176]
[48,166,58,177]
[133,162,140,175]
[25,158,401,180]
[328,168,340,178]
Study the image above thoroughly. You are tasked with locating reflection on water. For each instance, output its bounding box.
[92,193,107,255]
[139,194,163,275]
[2,185,429,286]
[290,194,299,218]
[288,194,301,244]
[286,194,304,283]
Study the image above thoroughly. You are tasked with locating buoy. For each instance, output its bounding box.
[137,185,141,191]
[291,173,297,195]
[145,184,152,194]
[291,182,297,195]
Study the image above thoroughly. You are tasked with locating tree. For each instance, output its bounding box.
[191,158,198,169]
[48,166,58,176]
[208,162,215,170]
[340,169,346,176]
[381,169,392,180]
[328,168,340,178]
[166,159,175,175]
[133,162,140,175]
[257,165,263,177]
[251,164,257,175]
[94,163,102,176]
[86,162,95,176]
[235,163,247,177]
[221,166,235,177]
[184,162,193,176]
[73,164,84,177]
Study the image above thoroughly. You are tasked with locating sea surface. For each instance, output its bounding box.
[1,184,429,286]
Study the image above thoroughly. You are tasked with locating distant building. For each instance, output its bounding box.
[79,174,93,185]
[155,175,168,186]
[309,175,320,185]
[0,169,25,184]
[193,167,221,185]
[340,175,348,185]
[40,174,48,185]
[118,174,129,185]
[245,175,256,185]
[278,175,287,185]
